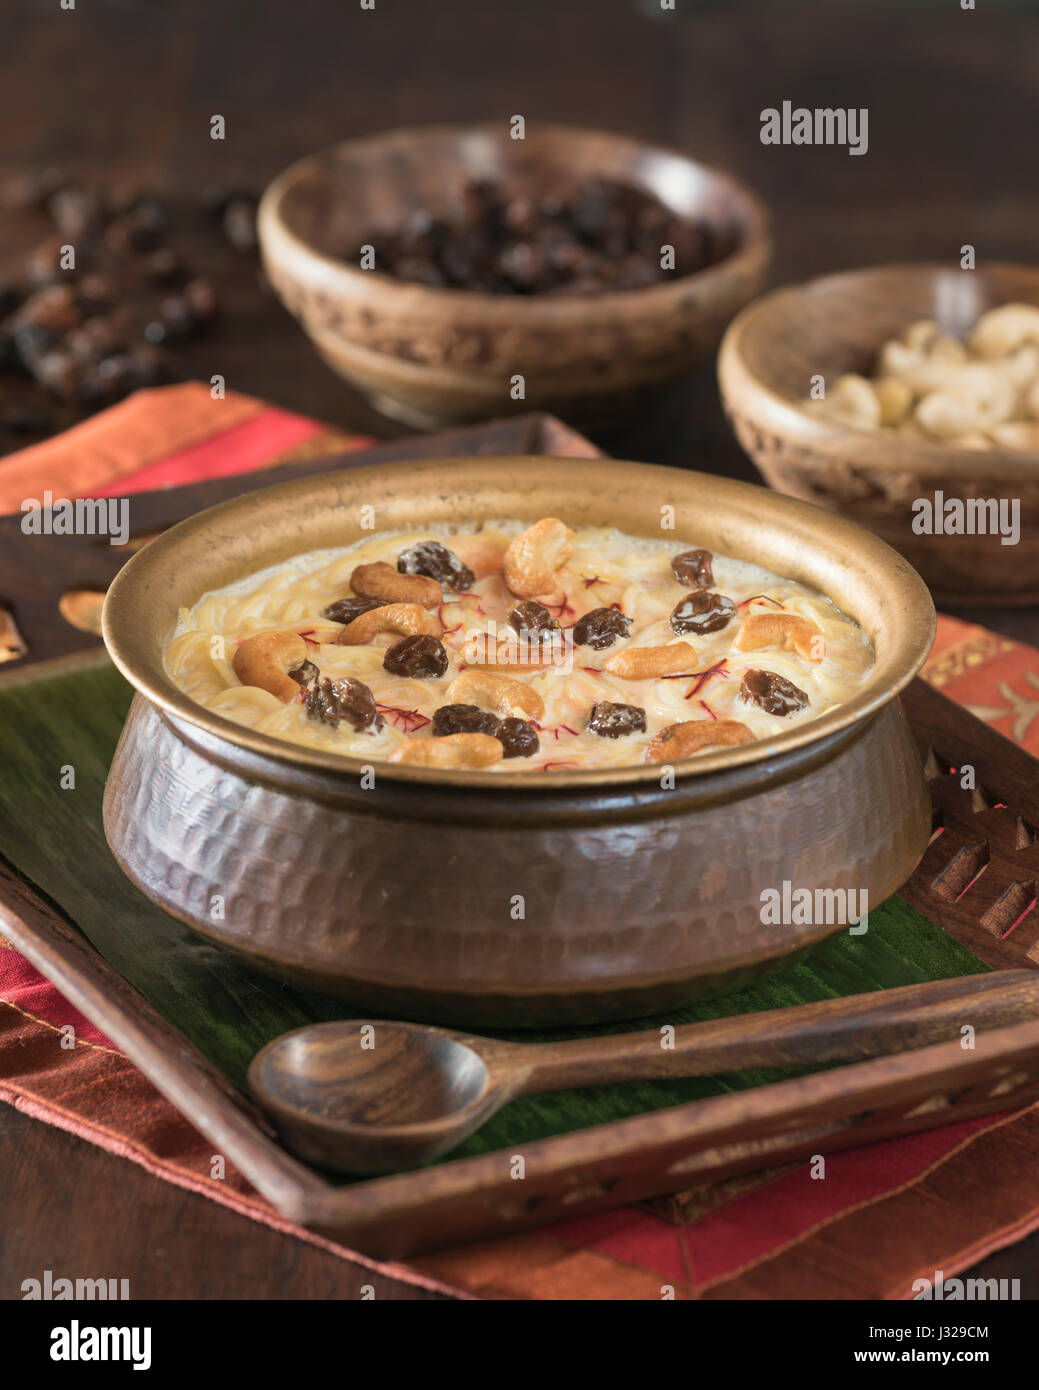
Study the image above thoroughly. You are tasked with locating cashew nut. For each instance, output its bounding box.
[735,613,823,662]
[903,320,939,353]
[914,391,983,439]
[503,518,575,597]
[337,603,441,645]
[603,641,698,680]
[232,630,309,702]
[968,303,1039,358]
[1006,343,1039,388]
[646,719,755,763]
[818,374,881,429]
[349,561,441,609]
[389,732,503,769]
[873,377,913,426]
[914,363,1016,438]
[928,334,968,366]
[877,340,924,379]
[446,669,545,721]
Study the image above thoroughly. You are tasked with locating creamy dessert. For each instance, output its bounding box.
[165,519,874,772]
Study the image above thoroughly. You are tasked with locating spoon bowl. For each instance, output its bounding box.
[248,1020,502,1173]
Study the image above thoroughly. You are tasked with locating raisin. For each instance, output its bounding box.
[12,321,58,368]
[184,278,218,322]
[303,676,384,732]
[26,235,70,286]
[498,717,539,758]
[397,539,475,591]
[670,591,736,636]
[2,167,64,212]
[573,606,631,650]
[587,701,647,738]
[288,660,319,688]
[223,197,259,254]
[145,248,182,284]
[671,548,714,589]
[348,177,721,295]
[383,634,449,678]
[48,186,106,239]
[324,595,388,625]
[34,349,82,400]
[431,704,502,737]
[158,295,197,340]
[508,599,560,637]
[740,669,810,716]
[85,352,137,403]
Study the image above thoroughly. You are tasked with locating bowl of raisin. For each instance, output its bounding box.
[258,123,771,428]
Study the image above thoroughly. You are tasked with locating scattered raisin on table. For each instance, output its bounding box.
[497,717,539,758]
[670,591,736,636]
[304,676,384,732]
[0,174,248,424]
[670,548,714,589]
[324,595,388,624]
[573,607,632,650]
[397,539,474,591]
[432,704,502,737]
[740,669,810,716]
[383,634,449,678]
[508,599,560,637]
[588,702,647,738]
[288,659,319,688]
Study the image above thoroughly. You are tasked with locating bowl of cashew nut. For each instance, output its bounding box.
[718,263,1039,605]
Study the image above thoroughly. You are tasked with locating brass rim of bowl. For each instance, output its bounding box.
[257,122,772,317]
[718,261,1039,479]
[100,456,935,792]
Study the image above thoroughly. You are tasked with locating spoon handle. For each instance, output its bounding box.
[506,970,1039,1095]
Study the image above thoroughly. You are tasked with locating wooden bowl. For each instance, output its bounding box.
[100,457,934,1027]
[257,124,770,429]
[718,263,1039,606]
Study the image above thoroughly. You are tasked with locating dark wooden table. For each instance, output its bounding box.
[3,0,1039,1299]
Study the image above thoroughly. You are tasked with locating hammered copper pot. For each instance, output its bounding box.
[101,457,935,1026]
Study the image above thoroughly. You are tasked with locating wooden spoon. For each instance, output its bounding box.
[247,969,1039,1174]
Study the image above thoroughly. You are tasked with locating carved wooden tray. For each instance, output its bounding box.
[2,414,1038,1258]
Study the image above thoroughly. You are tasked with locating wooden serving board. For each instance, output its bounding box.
[2,414,1039,1258]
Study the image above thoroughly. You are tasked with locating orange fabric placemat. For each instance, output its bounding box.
[2,385,1039,1301]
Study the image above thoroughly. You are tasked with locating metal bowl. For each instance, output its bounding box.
[101,456,935,1025]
